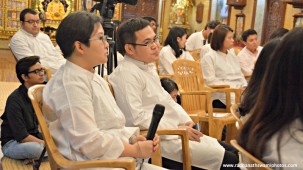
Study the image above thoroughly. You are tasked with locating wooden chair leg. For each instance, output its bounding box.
[225,123,237,144]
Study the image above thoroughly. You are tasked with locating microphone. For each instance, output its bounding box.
[146,104,165,140]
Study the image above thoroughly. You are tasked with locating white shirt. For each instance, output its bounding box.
[238,46,263,76]
[200,44,213,58]
[158,45,194,75]
[185,31,206,51]
[10,29,66,76]
[202,50,247,103]
[262,119,303,169]
[43,61,135,163]
[109,56,225,169]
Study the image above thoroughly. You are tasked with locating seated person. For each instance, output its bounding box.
[158,27,194,75]
[239,39,280,121]
[201,24,247,108]
[160,77,181,105]
[143,16,157,33]
[1,56,46,161]
[186,20,221,51]
[238,27,303,167]
[109,18,239,170]
[45,0,65,20]
[10,8,66,76]
[238,29,263,77]
[42,11,162,169]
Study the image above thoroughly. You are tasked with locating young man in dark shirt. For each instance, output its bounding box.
[1,56,46,160]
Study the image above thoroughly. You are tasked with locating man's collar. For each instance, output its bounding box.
[20,28,39,37]
[124,55,154,71]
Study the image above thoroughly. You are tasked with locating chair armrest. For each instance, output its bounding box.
[54,155,135,170]
[209,84,230,89]
[141,129,191,170]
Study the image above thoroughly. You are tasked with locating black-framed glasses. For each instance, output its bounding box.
[24,20,41,25]
[127,36,159,48]
[89,35,108,44]
[28,68,45,75]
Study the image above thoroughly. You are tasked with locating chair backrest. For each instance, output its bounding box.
[9,47,18,63]
[189,48,201,61]
[172,59,213,114]
[230,103,243,129]
[28,84,135,170]
[230,140,272,170]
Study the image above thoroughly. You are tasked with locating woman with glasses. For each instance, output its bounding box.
[158,26,194,75]
[201,24,247,108]
[1,56,47,163]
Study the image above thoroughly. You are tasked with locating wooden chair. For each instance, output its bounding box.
[230,140,272,170]
[172,59,241,141]
[28,85,136,170]
[230,103,243,130]
[189,48,201,61]
[105,78,191,170]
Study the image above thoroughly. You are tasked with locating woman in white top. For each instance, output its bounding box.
[201,24,247,108]
[158,27,194,75]
[238,27,303,168]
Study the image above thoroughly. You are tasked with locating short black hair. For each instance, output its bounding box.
[56,11,103,58]
[117,18,150,56]
[16,56,41,84]
[142,16,157,23]
[242,29,257,42]
[204,20,221,30]
[160,77,179,94]
[20,8,38,22]
[269,28,289,40]
[211,24,233,51]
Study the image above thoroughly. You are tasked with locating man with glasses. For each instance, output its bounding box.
[10,8,65,76]
[1,56,47,162]
[109,18,239,169]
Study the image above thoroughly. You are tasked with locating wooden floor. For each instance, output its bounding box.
[0,49,19,82]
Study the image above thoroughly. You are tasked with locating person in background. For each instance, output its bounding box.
[238,27,303,167]
[239,39,281,121]
[158,26,194,75]
[10,8,66,76]
[186,20,221,51]
[109,17,239,170]
[268,27,289,40]
[160,77,181,105]
[1,56,46,162]
[143,16,158,33]
[238,29,263,77]
[42,11,162,169]
[201,24,247,108]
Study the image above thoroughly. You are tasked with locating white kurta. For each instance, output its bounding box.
[158,45,194,75]
[185,31,206,51]
[201,50,247,104]
[109,56,225,169]
[237,46,263,76]
[10,29,66,76]
[42,61,162,170]
[262,119,303,169]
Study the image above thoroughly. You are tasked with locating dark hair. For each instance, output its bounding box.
[117,18,150,56]
[160,77,179,94]
[56,11,102,58]
[238,27,303,162]
[239,39,280,116]
[142,16,157,23]
[164,27,187,58]
[241,29,257,42]
[204,20,221,30]
[207,32,213,44]
[269,28,289,40]
[20,8,38,22]
[211,24,233,51]
[16,56,40,84]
